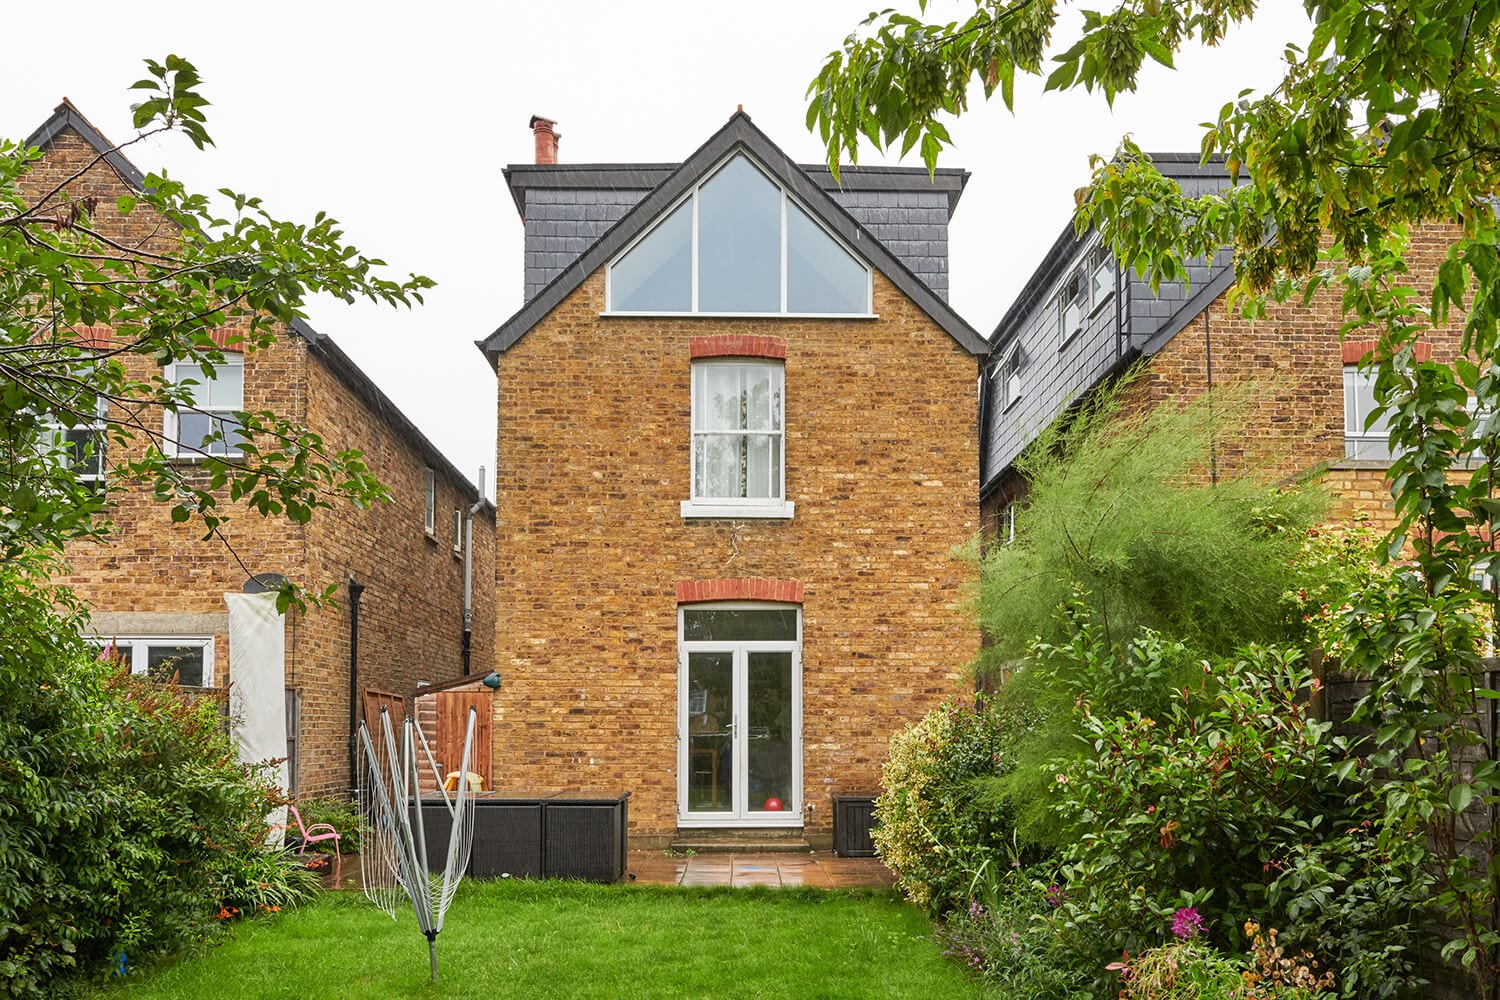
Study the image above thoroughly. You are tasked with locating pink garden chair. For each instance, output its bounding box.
[286,804,341,858]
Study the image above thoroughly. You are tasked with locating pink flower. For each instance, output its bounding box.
[1172,906,1205,940]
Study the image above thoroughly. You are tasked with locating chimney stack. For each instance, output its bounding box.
[530,115,559,165]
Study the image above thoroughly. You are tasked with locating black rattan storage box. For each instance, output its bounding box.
[833,795,878,857]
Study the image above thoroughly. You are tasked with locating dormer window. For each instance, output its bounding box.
[1058,269,1087,347]
[608,154,871,315]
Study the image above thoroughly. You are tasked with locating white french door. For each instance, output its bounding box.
[678,605,801,827]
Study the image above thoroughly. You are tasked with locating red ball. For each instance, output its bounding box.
[763,797,783,811]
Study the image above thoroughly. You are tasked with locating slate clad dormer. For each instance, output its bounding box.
[979,154,1239,521]
[504,116,968,304]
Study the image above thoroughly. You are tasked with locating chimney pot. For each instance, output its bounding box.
[529,114,560,165]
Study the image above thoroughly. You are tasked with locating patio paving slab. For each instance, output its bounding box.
[626,850,895,889]
[315,850,896,891]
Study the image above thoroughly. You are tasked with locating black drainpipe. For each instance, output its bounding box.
[347,577,366,799]
[1205,310,1218,486]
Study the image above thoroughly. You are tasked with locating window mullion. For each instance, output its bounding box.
[691,190,700,313]
[780,191,788,314]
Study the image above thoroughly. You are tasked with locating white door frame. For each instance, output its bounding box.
[677,603,802,828]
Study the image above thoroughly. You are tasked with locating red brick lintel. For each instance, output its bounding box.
[689,335,788,360]
[675,578,804,604]
[45,325,247,353]
[1343,339,1433,364]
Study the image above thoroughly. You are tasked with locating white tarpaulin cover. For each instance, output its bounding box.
[225,591,288,840]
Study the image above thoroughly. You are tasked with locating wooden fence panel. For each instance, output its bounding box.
[435,691,493,790]
[362,689,407,737]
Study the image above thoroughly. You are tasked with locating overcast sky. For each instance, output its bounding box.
[1,3,1310,494]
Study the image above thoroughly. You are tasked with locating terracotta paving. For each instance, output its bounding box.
[313,851,895,890]
[625,850,895,889]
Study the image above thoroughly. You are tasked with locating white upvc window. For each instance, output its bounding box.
[451,508,463,554]
[1058,269,1087,347]
[92,635,215,687]
[41,397,108,487]
[995,343,1022,411]
[423,468,437,536]
[164,356,245,458]
[999,501,1017,546]
[682,360,793,519]
[607,153,872,316]
[1088,244,1115,312]
[1344,365,1395,460]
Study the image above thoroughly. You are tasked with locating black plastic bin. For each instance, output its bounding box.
[833,795,879,857]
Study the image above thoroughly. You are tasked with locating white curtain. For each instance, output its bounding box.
[225,590,287,845]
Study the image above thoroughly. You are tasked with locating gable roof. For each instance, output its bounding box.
[479,111,989,363]
[26,99,146,191]
[22,102,489,508]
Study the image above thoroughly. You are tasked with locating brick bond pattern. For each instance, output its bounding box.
[24,126,495,799]
[1115,224,1467,536]
[493,269,980,840]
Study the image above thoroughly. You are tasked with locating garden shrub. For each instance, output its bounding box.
[978,605,1210,850]
[1048,644,1428,998]
[873,697,1023,913]
[0,550,288,996]
[211,848,322,918]
[973,371,1325,672]
[934,863,1092,997]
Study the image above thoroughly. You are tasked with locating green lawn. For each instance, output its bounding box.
[91,881,987,999]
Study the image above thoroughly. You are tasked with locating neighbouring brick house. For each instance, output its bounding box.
[21,100,497,799]
[481,112,989,845]
[979,153,1465,539]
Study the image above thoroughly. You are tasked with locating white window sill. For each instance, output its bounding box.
[681,500,795,520]
[167,452,242,462]
[1089,290,1115,316]
[1001,393,1023,414]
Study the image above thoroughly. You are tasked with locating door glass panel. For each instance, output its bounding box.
[683,609,798,642]
[686,652,733,813]
[747,651,793,813]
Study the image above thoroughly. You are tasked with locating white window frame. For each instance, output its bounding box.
[1343,364,1395,461]
[677,602,803,828]
[995,343,1022,412]
[40,397,108,487]
[1058,268,1087,348]
[163,356,244,459]
[999,500,1017,546]
[681,360,794,519]
[91,635,216,687]
[423,468,437,536]
[451,508,463,554]
[604,153,874,318]
[1088,243,1115,314]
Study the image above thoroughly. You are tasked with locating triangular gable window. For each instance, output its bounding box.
[608,154,871,315]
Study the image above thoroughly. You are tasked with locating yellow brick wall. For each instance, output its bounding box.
[1130,226,1466,509]
[492,269,981,839]
[24,123,495,799]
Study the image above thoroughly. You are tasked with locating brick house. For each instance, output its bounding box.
[480,112,989,845]
[20,100,497,799]
[979,153,1463,539]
